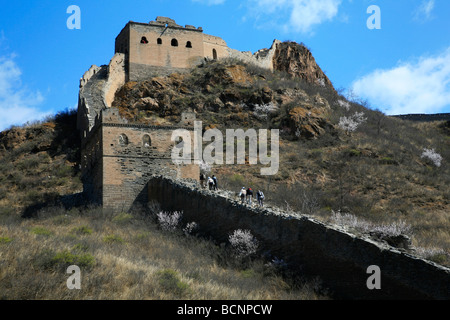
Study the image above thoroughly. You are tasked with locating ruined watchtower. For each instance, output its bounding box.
[115,16,229,81]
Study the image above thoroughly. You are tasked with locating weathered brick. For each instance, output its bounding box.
[80,107,199,212]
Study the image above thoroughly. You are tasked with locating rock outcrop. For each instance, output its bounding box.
[272,41,334,89]
[112,56,337,140]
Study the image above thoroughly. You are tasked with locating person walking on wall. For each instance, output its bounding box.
[212,175,218,190]
[239,187,246,203]
[208,177,214,190]
[246,187,253,205]
[200,173,206,188]
[256,190,264,207]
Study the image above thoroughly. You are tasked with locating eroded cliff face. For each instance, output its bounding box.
[272,41,334,89]
[112,55,337,140]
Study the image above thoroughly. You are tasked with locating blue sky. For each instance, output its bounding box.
[0,0,449,131]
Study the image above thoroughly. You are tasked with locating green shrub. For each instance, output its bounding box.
[240,269,256,278]
[35,249,95,271]
[71,226,93,235]
[157,269,190,297]
[51,250,95,268]
[31,227,53,237]
[55,165,74,178]
[230,174,244,184]
[346,149,361,157]
[429,253,448,265]
[112,212,134,225]
[135,232,150,242]
[0,236,12,244]
[103,234,125,244]
[16,156,41,171]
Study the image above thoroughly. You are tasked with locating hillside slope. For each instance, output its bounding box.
[0,41,448,267]
[0,110,82,214]
[112,53,450,265]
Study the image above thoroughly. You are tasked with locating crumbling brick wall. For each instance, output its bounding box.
[148,176,450,300]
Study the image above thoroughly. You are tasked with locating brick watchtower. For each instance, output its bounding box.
[114,16,229,81]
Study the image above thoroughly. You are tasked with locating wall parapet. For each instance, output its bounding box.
[103,122,195,131]
[148,175,450,300]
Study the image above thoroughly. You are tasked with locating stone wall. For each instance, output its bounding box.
[128,23,205,70]
[80,120,103,205]
[148,176,450,300]
[77,65,108,138]
[128,63,192,82]
[203,34,229,61]
[103,53,126,108]
[89,108,199,211]
[227,39,280,71]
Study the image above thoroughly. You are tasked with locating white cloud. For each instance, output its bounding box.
[414,0,435,21]
[351,48,450,115]
[246,0,342,34]
[0,54,48,131]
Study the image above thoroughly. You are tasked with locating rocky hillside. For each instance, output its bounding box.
[112,46,337,140]
[0,110,81,214]
[272,41,334,88]
[112,45,450,265]
[0,40,448,266]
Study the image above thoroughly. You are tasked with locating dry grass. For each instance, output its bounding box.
[0,207,328,300]
[215,118,450,267]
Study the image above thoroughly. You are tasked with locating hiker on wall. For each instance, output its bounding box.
[239,187,246,203]
[256,190,264,207]
[208,177,214,190]
[212,175,218,190]
[246,187,253,205]
[200,173,206,188]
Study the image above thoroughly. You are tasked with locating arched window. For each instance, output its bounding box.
[171,38,178,47]
[140,36,148,44]
[143,134,151,147]
[212,48,217,60]
[119,134,128,146]
[157,38,162,45]
[186,41,192,48]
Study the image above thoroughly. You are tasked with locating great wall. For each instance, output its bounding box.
[77,17,450,299]
[77,16,281,211]
[148,176,450,299]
